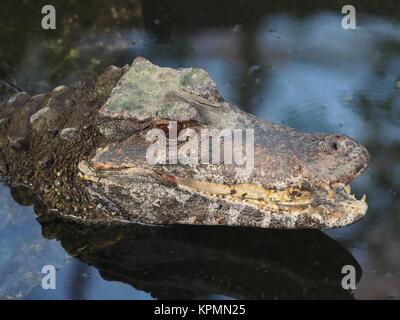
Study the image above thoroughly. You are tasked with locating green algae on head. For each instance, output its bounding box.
[179,68,214,90]
[99,57,217,122]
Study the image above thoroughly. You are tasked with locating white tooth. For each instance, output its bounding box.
[361,194,366,203]
[344,185,351,194]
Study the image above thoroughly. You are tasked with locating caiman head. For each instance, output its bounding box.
[77,57,369,228]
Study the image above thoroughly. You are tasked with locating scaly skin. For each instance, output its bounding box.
[0,58,369,228]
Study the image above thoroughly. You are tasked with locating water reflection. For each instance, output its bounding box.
[39,210,361,299]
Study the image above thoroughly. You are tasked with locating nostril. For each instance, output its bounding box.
[321,135,345,154]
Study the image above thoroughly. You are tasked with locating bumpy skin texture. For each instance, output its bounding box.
[0,58,370,228]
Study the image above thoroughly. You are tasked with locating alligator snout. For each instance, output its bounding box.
[321,134,369,160]
[309,134,370,187]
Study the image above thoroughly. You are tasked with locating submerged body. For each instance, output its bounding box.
[0,58,369,228]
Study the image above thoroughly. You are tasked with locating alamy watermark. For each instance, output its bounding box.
[146,122,255,178]
[41,4,356,30]
[41,265,56,290]
[41,5,56,30]
[341,264,356,290]
[341,5,356,29]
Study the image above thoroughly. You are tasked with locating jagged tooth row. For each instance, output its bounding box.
[342,184,366,202]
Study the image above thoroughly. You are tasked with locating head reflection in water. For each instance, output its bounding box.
[39,213,362,299]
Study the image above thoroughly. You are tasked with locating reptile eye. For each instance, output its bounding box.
[155,121,199,139]
[332,142,338,150]
[157,123,169,136]
[154,122,186,139]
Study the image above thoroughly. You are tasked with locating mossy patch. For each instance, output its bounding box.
[101,59,199,121]
[180,68,210,89]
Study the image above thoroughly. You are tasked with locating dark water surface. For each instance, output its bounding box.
[0,0,399,299]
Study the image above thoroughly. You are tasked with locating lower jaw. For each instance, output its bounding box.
[78,162,367,228]
[172,178,368,228]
